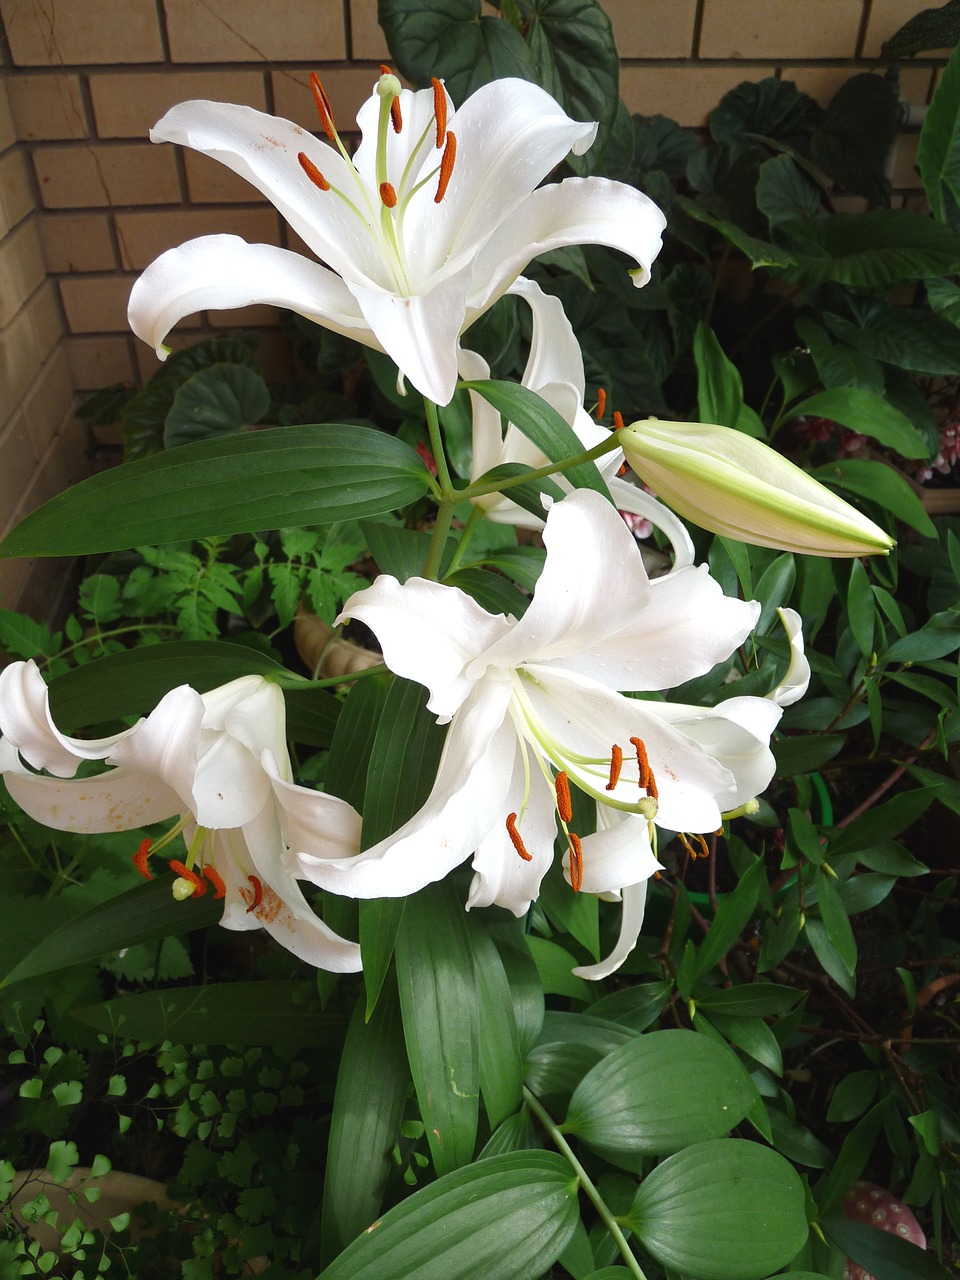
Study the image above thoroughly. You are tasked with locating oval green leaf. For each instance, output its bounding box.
[318,1151,579,1280]
[626,1138,809,1280]
[564,1028,754,1157]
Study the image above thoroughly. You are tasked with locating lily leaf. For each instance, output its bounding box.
[0,424,432,557]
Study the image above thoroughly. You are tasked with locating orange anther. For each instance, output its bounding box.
[596,388,607,419]
[432,78,447,147]
[202,865,226,900]
[506,812,533,862]
[169,860,206,896]
[435,130,456,203]
[379,63,392,75]
[390,96,402,132]
[245,874,264,914]
[132,838,153,880]
[380,181,398,208]
[309,72,336,140]
[555,771,573,824]
[298,152,330,191]
[629,735,659,801]
[613,411,625,431]
[606,744,623,791]
[617,463,627,477]
[568,833,583,892]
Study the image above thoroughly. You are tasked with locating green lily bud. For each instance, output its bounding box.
[618,419,894,556]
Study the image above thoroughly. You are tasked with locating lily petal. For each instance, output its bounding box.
[128,235,376,360]
[4,766,181,833]
[573,880,650,981]
[770,607,811,708]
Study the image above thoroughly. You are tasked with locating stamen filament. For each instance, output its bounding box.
[606,744,623,791]
[435,130,456,203]
[555,771,573,824]
[298,152,330,191]
[506,812,533,862]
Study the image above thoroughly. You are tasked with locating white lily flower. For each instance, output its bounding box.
[297,490,803,976]
[462,278,694,565]
[0,664,363,972]
[127,73,666,406]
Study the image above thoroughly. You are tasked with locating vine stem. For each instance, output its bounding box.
[461,432,624,501]
[522,1086,649,1280]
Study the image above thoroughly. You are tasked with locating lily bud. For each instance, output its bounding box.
[618,419,894,557]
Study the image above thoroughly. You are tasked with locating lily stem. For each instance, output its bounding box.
[522,1087,649,1280]
[423,396,455,495]
[423,499,456,581]
[463,432,623,502]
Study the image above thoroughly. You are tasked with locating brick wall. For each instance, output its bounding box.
[0,0,948,614]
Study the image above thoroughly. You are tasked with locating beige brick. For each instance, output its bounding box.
[0,0,163,66]
[0,219,45,327]
[19,439,70,519]
[60,274,136,334]
[0,82,17,152]
[163,0,346,63]
[0,413,39,527]
[27,281,64,362]
[700,0,863,59]
[892,131,922,189]
[55,410,90,485]
[66,335,136,389]
[39,212,117,272]
[349,0,391,60]
[0,311,40,415]
[184,150,264,203]
[0,554,33,612]
[785,64,933,109]
[90,70,268,139]
[115,206,281,269]
[0,147,35,237]
[21,346,75,460]
[862,0,949,57]
[272,67,379,133]
[621,64,778,128]
[7,74,88,141]
[606,0,697,58]
[33,142,182,208]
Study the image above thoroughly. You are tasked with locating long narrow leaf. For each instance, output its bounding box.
[0,424,432,556]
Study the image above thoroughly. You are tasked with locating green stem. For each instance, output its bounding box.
[422,500,456,580]
[45,622,175,667]
[463,433,623,502]
[445,502,484,575]
[523,1087,649,1280]
[423,396,455,495]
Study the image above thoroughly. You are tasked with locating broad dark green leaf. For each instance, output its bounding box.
[524,1012,634,1110]
[361,521,451,583]
[564,1029,754,1158]
[164,363,270,448]
[488,915,545,1054]
[821,1218,953,1280]
[695,1009,783,1075]
[321,983,408,1258]
[2,878,219,988]
[785,388,929,459]
[882,2,960,60]
[588,980,673,1031]
[811,459,936,537]
[0,425,432,557]
[847,558,875,657]
[882,620,960,663]
[824,303,960,376]
[675,196,798,269]
[781,211,960,288]
[44,641,340,745]
[773,733,845,776]
[817,1099,894,1212]
[692,859,765,982]
[359,677,447,1012]
[470,463,566,522]
[805,917,855,997]
[380,0,535,103]
[810,73,899,205]
[625,1139,808,1280]
[815,870,857,976]
[522,0,620,170]
[323,674,391,811]
[830,787,942,858]
[461,379,611,498]
[710,77,821,149]
[757,154,821,227]
[694,322,742,428]
[919,41,960,222]
[465,917,524,1130]
[318,1151,578,1280]
[446,568,530,619]
[396,880,480,1176]
[526,936,592,1000]
[794,318,883,394]
[74,981,339,1045]
[695,982,803,1018]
